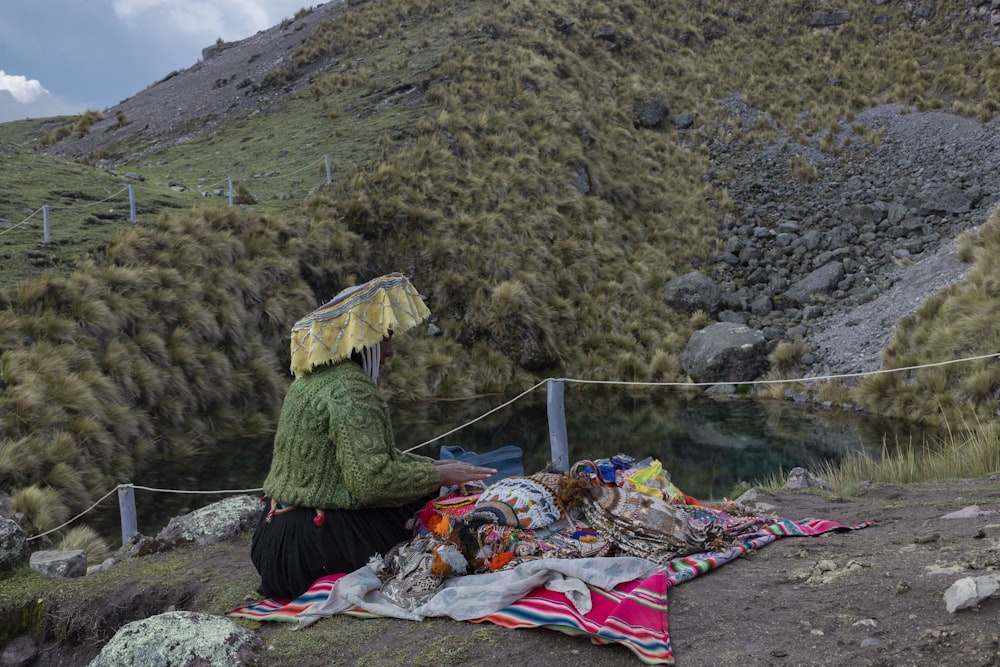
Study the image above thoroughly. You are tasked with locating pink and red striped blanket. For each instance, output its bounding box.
[229,518,867,664]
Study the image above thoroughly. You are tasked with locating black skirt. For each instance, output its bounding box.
[250,498,426,600]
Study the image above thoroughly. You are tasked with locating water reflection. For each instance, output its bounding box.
[89,386,920,544]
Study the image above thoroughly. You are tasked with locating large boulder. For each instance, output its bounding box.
[681,322,769,383]
[155,495,263,549]
[663,271,721,315]
[0,517,28,572]
[943,574,1000,613]
[88,611,261,667]
[0,635,39,667]
[633,97,670,128]
[782,467,832,491]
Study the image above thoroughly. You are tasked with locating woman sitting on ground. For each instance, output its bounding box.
[251,273,495,600]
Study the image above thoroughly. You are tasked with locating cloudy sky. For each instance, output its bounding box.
[0,0,315,123]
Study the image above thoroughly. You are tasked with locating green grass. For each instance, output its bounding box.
[850,206,1000,428]
[0,534,259,649]
[751,412,1000,495]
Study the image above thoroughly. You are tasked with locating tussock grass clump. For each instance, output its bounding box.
[768,340,809,378]
[812,417,1000,493]
[10,485,69,535]
[55,525,112,565]
[789,154,819,183]
[72,110,103,138]
[0,207,363,515]
[751,414,1000,495]
[816,380,853,407]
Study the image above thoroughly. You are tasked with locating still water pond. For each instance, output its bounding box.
[94,385,923,542]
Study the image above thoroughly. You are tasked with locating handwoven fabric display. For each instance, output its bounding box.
[581,483,730,563]
[470,476,562,529]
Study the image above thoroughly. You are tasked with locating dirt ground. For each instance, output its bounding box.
[21,476,999,667]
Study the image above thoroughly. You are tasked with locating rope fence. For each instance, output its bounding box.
[22,350,999,546]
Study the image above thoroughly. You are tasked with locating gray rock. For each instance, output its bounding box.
[592,27,618,45]
[155,495,263,548]
[680,322,769,383]
[0,635,38,667]
[783,262,845,305]
[783,466,832,491]
[749,296,773,316]
[670,112,697,129]
[943,574,1000,613]
[88,611,261,667]
[917,184,972,215]
[29,549,87,578]
[634,97,669,128]
[940,505,996,519]
[571,162,591,194]
[0,517,28,571]
[663,271,721,315]
[810,10,851,27]
[87,556,118,575]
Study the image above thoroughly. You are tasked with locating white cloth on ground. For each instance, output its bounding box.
[296,555,660,628]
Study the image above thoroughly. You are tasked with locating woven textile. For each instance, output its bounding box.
[229,517,871,665]
[290,273,430,377]
[581,484,729,564]
[474,568,672,664]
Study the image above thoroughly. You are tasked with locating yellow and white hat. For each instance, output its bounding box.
[289,272,430,377]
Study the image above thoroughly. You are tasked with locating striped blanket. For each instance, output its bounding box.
[229,517,866,665]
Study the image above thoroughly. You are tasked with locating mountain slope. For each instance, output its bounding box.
[3,0,1000,522]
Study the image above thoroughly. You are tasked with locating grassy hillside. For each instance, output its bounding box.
[2,0,1000,536]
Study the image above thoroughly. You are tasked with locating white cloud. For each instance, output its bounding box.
[0,88,87,123]
[0,70,49,104]
[110,0,309,42]
[0,1,313,121]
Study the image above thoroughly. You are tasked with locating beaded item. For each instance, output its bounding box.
[472,476,562,529]
[376,534,445,611]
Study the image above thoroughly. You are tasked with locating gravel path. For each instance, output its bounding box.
[804,234,972,380]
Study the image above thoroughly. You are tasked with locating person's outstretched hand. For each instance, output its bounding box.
[433,459,497,486]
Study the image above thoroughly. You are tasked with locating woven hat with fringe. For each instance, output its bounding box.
[289,272,430,377]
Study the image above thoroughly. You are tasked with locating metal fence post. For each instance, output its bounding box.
[128,184,136,222]
[325,155,332,184]
[42,206,50,244]
[546,379,569,471]
[227,177,234,206]
[117,484,138,546]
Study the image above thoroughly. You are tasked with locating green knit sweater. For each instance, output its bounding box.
[262,361,440,509]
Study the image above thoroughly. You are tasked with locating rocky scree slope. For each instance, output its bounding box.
[694,100,1000,381]
[47,2,347,162]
